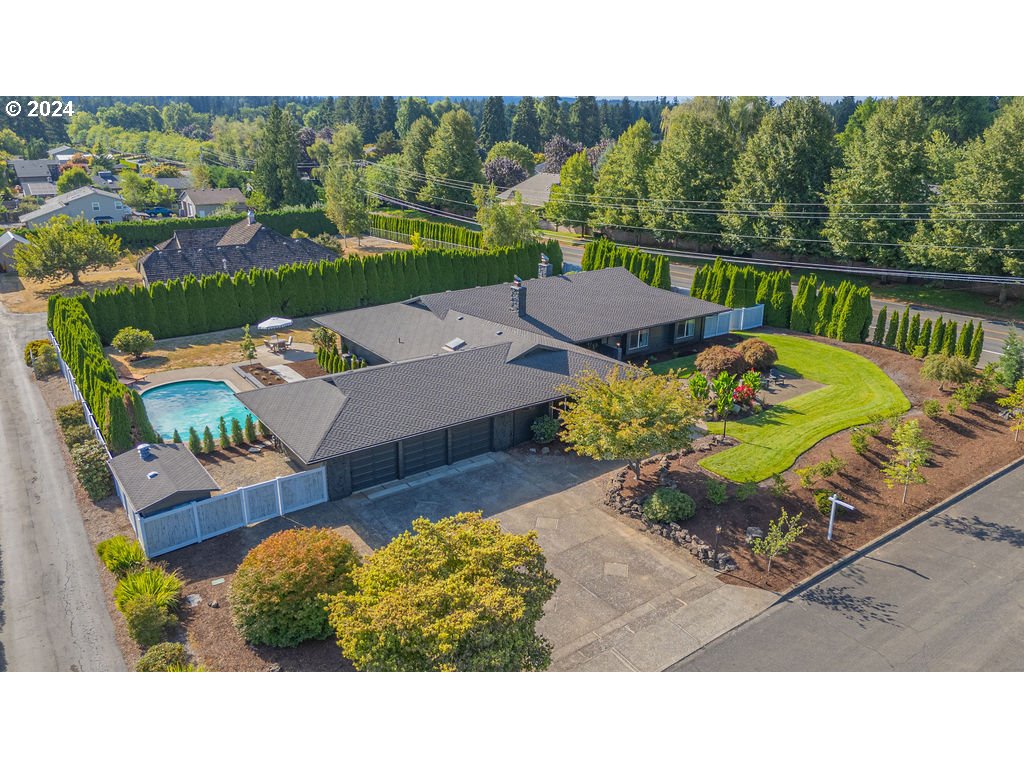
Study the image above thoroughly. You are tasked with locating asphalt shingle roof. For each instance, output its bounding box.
[19,186,126,223]
[411,267,727,343]
[139,221,340,283]
[497,172,560,205]
[107,443,218,516]
[183,188,246,206]
[237,343,616,463]
[11,159,56,181]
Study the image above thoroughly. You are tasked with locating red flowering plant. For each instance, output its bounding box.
[732,383,756,408]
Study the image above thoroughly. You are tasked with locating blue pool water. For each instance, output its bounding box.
[142,380,256,441]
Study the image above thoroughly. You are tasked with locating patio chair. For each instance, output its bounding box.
[284,335,293,349]
[769,367,785,386]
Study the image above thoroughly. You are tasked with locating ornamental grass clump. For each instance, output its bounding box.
[96,535,146,578]
[230,527,361,648]
[115,566,183,647]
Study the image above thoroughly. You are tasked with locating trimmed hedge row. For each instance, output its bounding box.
[79,241,555,345]
[580,239,671,289]
[872,307,984,364]
[368,213,483,249]
[790,275,873,343]
[691,258,793,327]
[49,296,157,453]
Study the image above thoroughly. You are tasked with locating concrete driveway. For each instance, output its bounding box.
[307,450,773,671]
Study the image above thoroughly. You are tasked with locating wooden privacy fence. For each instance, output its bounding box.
[137,466,329,557]
[703,304,765,338]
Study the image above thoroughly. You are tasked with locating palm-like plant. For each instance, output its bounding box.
[114,567,183,613]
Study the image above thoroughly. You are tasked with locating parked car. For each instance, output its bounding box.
[142,207,174,217]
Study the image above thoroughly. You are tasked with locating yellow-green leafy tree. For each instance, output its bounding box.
[325,512,557,671]
[558,365,704,479]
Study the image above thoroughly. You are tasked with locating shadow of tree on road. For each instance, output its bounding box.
[930,515,1024,548]
[800,584,901,629]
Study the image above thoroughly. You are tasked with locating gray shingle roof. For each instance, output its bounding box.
[184,188,246,206]
[237,343,616,463]
[497,172,560,205]
[139,221,340,283]
[411,267,726,343]
[11,159,57,181]
[108,443,219,516]
[23,182,57,197]
[19,186,126,223]
[316,301,587,363]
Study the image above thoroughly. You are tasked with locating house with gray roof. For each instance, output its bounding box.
[497,172,560,207]
[138,217,342,285]
[11,158,59,188]
[18,186,131,226]
[238,264,731,499]
[180,187,246,218]
[107,443,219,518]
[0,231,29,272]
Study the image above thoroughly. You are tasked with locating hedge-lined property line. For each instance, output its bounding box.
[48,296,157,453]
[789,275,873,343]
[368,213,483,250]
[580,239,671,289]
[690,258,793,327]
[871,306,984,364]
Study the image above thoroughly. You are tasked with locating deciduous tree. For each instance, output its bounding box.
[546,151,594,234]
[749,507,806,580]
[14,215,122,285]
[590,119,656,232]
[473,185,538,250]
[882,419,931,504]
[419,109,483,213]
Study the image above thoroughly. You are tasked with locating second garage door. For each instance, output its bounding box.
[450,418,492,463]
[401,430,448,476]
[349,443,399,491]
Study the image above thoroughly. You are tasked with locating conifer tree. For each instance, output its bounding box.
[920,318,933,353]
[231,417,245,446]
[219,416,230,450]
[872,306,888,345]
[895,307,910,352]
[172,429,182,444]
[202,426,215,454]
[908,313,921,351]
[943,321,958,356]
[884,311,899,347]
[188,426,201,453]
[969,327,984,366]
[929,316,945,355]
[956,320,973,358]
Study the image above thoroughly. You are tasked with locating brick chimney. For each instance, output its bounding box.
[537,253,552,278]
[509,276,526,315]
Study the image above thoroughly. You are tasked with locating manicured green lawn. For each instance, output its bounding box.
[650,353,697,376]
[698,333,909,483]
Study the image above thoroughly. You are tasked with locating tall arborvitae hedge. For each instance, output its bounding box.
[690,258,793,327]
[872,306,888,345]
[894,307,910,353]
[920,318,933,352]
[789,275,818,333]
[929,316,945,354]
[367,213,483,250]
[580,240,670,290]
[48,296,157,453]
[80,241,555,344]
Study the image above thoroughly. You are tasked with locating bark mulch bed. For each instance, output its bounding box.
[240,363,287,386]
[37,374,354,672]
[285,358,328,379]
[612,337,1024,593]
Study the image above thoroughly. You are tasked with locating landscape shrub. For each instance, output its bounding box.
[689,373,709,401]
[922,399,942,419]
[96,535,146,578]
[813,489,834,516]
[946,400,958,415]
[111,326,155,360]
[642,488,696,523]
[122,594,176,647]
[230,527,361,648]
[202,426,215,453]
[736,481,758,501]
[33,345,59,378]
[850,430,869,455]
[114,567,183,614]
[953,381,983,411]
[70,439,113,500]
[695,346,745,377]
[705,478,727,505]
[62,422,93,448]
[231,417,245,446]
[55,402,84,429]
[770,473,788,497]
[795,453,845,489]
[244,414,257,443]
[530,415,560,444]
[23,338,52,367]
[188,426,201,452]
[736,338,778,371]
[135,642,192,672]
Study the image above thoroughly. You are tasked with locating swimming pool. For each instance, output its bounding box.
[141,380,256,441]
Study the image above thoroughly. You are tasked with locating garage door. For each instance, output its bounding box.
[450,418,492,463]
[401,430,447,477]
[349,443,399,491]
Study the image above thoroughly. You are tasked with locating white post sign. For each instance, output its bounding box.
[827,494,855,541]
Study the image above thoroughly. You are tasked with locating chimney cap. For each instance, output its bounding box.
[512,275,523,287]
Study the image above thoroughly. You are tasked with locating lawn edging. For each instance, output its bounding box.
[775,452,1024,602]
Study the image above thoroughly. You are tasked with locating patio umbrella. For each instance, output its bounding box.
[256,317,293,332]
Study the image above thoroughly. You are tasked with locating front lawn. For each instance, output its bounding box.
[649,353,697,376]
[699,333,909,482]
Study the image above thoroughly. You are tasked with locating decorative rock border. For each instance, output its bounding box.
[603,450,739,572]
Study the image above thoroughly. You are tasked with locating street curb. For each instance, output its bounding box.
[665,451,1024,670]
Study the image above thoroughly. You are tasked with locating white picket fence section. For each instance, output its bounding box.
[137,466,329,557]
[703,303,764,338]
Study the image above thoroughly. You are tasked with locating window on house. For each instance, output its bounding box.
[675,319,696,340]
[627,328,650,351]
[91,202,100,211]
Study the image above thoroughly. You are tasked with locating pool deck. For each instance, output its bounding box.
[131,344,315,393]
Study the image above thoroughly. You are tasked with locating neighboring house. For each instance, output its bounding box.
[0,231,29,272]
[497,172,560,207]
[10,158,59,189]
[138,217,341,285]
[91,170,121,190]
[239,264,730,500]
[22,182,57,198]
[180,188,246,218]
[47,145,85,163]
[18,186,132,227]
[107,443,219,520]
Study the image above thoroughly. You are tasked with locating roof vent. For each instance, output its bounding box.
[457,315,464,320]
[495,330,503,336]
[136,443,153,459]
[444,337,467,351]
[147,471,159,480]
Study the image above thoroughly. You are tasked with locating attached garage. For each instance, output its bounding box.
[513,404,549,444]
[400,429,448,476]
[349,443,399,491]
[450,418,493,463]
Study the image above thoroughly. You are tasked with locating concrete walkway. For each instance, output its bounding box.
[0,307,124,671]
[670,461,1024,671]
[305,451,773,671]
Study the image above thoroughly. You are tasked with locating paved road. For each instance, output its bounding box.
[668,461,1024,671]
[0,305,123,672]
[561,243,1018,366]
